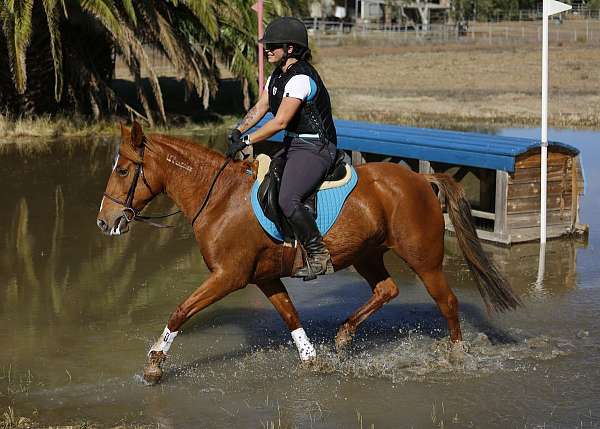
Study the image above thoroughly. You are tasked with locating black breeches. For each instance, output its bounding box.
[277,138,336,218]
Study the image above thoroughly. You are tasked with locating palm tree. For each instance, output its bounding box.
[0,0,294,125]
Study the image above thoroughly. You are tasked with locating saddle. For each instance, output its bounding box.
[256,150,351,243]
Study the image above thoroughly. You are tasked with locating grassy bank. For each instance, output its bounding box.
[0,114,237,144]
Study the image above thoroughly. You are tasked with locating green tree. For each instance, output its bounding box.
[451,0,541,21]
[587,0,600,10]
[0,0,292,124]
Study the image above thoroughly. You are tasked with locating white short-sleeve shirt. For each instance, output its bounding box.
[265,74,317,102]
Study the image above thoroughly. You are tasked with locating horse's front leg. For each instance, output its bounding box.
[256,279,316,362]
[143,270,245,384]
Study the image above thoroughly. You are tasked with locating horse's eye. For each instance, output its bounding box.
[117,167,129,177]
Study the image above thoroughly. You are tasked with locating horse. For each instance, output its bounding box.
[97,122,520,384]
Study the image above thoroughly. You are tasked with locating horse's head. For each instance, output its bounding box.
[97,122,160,235]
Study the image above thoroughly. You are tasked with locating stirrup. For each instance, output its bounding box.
[294,248,334,281]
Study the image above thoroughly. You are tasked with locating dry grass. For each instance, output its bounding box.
[0,407,31,429]
[0,114,116,141]
[316,43,600,129]
[0,407,163,429]
[0,114,235,144]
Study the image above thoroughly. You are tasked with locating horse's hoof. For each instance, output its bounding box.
[143,351,166,385]
[448,341,466,364]
[335,328,354,352]
[448,341,476,369]
[299,355,318,368]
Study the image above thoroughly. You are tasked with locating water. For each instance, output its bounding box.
[0,130,599,428]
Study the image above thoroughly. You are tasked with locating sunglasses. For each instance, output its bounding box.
[264,43,286,52]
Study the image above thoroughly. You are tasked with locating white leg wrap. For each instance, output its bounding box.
[291,328,316,361]
[148,326,178,355]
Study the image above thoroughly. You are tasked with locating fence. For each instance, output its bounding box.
[470,6,600,22]
[307,18,600,47]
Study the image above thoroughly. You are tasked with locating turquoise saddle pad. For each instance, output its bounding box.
[250,166,358,242]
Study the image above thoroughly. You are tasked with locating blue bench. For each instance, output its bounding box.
[253,114,578,173]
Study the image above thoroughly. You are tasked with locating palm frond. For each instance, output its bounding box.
[79,0,122,38]
[4,0,34,94]
[121,0,137,25]
[0,0,271,118]
[42,0,64,102]
[177,0,219,40]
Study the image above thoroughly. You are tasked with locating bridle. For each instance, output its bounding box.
[103,140,231,229]
[103,143,180,228]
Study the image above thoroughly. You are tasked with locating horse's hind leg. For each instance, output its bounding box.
[256,279,316,361]
[335,252,399,351]
[415,267,462,342]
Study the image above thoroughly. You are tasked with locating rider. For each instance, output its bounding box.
[227,16,337,279]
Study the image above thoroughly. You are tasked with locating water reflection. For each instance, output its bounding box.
[0,138,214,383]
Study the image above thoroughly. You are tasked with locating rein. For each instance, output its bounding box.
[191,158,231,226]
[104,141,232,229]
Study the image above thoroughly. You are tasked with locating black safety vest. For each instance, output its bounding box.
[267,61,337,146]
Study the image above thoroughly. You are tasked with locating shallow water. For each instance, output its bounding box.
[1,129,599,428]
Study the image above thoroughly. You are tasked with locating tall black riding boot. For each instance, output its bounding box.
[287,206,334,281]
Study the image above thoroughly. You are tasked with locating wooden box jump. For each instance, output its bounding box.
[252,115,586,245]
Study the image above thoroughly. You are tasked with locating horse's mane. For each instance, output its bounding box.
[119,130,253,175]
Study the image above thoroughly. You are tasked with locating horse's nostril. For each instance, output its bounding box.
[97,219,108,232]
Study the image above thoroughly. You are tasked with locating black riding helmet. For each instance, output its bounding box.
[259,17,308,48]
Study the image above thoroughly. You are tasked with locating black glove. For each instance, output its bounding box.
[226,129,245,158]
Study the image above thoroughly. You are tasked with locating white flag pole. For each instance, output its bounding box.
[541,0,571,245]
[541,0,549,244]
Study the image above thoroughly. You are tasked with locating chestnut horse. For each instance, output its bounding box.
[97,122,520,384]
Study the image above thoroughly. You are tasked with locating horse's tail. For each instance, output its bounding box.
[424,173,521,313]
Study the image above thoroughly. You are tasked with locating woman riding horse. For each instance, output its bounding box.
[227,16,337,280]
[98,122,520,384]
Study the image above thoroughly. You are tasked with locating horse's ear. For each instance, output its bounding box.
[131,121,145,148]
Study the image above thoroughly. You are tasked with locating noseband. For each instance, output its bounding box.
[103,144,180,228]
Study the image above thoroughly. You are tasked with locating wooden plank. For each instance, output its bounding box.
[507,195,572,214]
[513,162,571,175]
[575,155,585,194]
[444,214,510,245]
[351,150,366,166]
[397,159,413,171]
[515,151,572,168]
[419,160,433,174]
[471,209,495,220]
[494,171,508,238]
[508,181,571,199]
[511,166,573,183]
[508,210,572,229]
[510,224,574,243]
